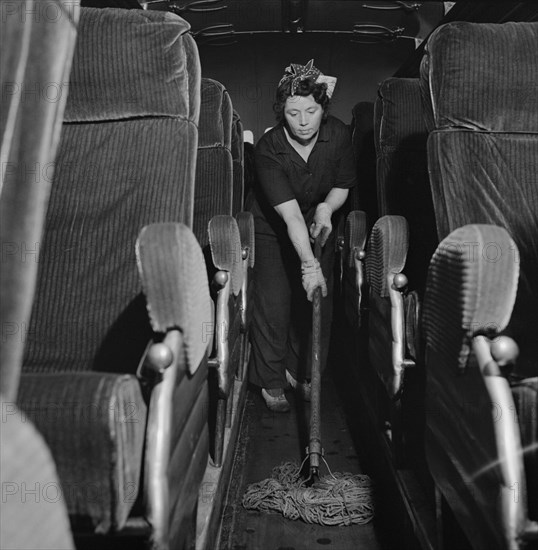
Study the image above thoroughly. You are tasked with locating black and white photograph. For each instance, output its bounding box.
[1,1,537,549]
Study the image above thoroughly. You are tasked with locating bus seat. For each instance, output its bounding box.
[346,78,435,464]
[193,77,254,467]
[0,0,78,402]
[422,224,522,550]
[17,8,209,548]
[421,20,538,548]
[341,103,375,331]
[231,111,255,381]
[361,215,413,465]
[194,78,234,248]
[1,1,79,548]
[374,77,436,294]
[342,210,368,331]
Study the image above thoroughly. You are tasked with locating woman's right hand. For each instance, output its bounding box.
[301,258,327,301]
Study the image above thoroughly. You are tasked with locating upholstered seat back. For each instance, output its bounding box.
[374,78,436,292]
[421,21,538,378]
[17,8,203,533]
[231,110,244,215]
[0,0,79,399]
[193,78,234,248]
[420,22,538,134]
[1,2,79,548]
[421,21,538,530]
[23,8,201,374]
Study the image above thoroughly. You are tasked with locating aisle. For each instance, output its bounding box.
[218,371,382,550]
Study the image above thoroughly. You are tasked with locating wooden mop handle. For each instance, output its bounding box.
[309,236,323,477]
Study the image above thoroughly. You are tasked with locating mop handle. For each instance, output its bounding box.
[309,237,323,477]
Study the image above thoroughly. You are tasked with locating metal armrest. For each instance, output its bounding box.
[208,215,243,296]
[136,222,212,548]
[236,211,255,330]
[235,211,255,379]
[366,215,411,398]
[422,224,527,549]
[206,215,243,396]
[344,210,368,327]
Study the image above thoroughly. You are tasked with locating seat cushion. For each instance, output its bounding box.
[18,372,147,533]
[1,398,74,550]
[65,7,197,122]
[421,21,538,132]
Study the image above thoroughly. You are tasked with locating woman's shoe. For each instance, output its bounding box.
[285,370,311,401]
[261,388,290,413]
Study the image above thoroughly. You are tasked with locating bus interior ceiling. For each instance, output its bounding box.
[2,2,538,550]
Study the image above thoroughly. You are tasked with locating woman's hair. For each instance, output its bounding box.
[273,78,330,122]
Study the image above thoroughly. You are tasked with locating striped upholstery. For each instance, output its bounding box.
[23,119,197,373]
[375,79,427,158]
[64,8,195,121]
[199,78,233,147]
[232,111,245,215]
[23,8,199,373]
[18,373,147,533]
[183,33,202,125]
[19,7,203,534]
[0,0,79,400]
[374,78,436,292]
[420,21,538,132]
[428,131,538,378]
[193,78,234,248]
[422,21,538,529]
[422,225,520,548]
[423,22,538,379]
[1,2,79,548]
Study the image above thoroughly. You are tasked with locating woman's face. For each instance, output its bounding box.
[283,94,323,142]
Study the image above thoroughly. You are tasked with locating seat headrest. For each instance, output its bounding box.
[65,8,196,122]
[199,78,233,148]
[421,21,538,133]
[374,78,427,151]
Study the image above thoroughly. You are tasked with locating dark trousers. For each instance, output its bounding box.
[249,233,334,389]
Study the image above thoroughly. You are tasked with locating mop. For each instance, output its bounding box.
[242,238,375,527]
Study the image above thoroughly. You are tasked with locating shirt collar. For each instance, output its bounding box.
[273,119,329,154]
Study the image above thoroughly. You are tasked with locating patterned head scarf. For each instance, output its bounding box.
[278,59,337,98]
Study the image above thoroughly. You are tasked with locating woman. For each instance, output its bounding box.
[248,60,357,412]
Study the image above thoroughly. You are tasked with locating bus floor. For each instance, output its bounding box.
[217,358,417,550]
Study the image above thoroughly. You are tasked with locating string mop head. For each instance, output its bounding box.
[243,240,374,527]
[242,461,375,526]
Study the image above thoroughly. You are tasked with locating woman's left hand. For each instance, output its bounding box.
[310,202,332,246]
